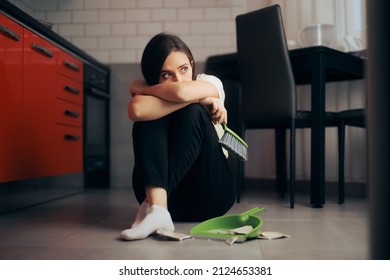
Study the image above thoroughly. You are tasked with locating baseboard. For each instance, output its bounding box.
[243,178,367,198]
[0,174,83,215]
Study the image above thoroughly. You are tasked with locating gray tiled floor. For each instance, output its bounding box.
[0,184,369,260]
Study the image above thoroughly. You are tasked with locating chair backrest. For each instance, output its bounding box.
[236,5,296,126]
[205,53,242,135]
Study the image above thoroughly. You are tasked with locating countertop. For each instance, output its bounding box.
[0,1,109,72]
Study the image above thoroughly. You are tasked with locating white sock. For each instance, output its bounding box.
[131,201,150,228]
[120,205,174,241]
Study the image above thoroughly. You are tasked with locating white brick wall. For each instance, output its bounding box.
[10,0,247,63]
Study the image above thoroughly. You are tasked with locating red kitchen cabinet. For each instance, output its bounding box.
[55,47,84,175]
[22,28,59,177]
[23,29,84,178]
[0,13,25,181]
[1,13,84,183]
[55,52,84,175]
[58,49,83,83]
[55,98,83,174]
[54,125,83,174]
[56,99,83,127]
[56,73,83,105]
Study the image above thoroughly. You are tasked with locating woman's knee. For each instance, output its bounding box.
[180,103,208,117]
[132,117,166,136]
[172,103,210,127]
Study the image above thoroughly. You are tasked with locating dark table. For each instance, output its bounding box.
[206,46,365,207]
[289,46,365,207]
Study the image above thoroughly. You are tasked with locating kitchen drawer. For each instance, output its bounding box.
[1,13,22,41]
[58,50,83,82]
[56,99,83,127]
[57,74,83,104]
[24,29,58,66]
[56,125,83,174]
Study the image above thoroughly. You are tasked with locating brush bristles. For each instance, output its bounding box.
[219,132,248,161]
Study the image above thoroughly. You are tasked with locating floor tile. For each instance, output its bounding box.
[0,184,369,260]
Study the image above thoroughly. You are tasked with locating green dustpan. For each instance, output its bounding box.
[189,207,265,242]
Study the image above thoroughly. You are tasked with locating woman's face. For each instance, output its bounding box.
[159,51,193,84]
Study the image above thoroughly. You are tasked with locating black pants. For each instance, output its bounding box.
[132,103,236,222]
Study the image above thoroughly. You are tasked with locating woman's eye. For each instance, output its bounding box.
[180,67,188,73]
[161,72,171,79]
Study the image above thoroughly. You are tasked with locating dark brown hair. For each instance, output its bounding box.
[141,32,195,85]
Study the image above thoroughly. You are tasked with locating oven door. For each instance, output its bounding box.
[84,87,110,187]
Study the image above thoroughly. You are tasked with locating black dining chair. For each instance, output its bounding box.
[204,53,244,202]
[235,5,338,208]
[337,108,366,204]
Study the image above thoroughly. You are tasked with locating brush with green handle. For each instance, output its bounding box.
[207,104,248,161]
[219,123,248,161]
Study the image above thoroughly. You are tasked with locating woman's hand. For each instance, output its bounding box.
[130,79,148,97]
[199,97,227,125]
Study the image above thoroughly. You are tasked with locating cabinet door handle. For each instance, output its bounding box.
[64,60,80,72]
[31,43,53,58]
[64,134,80,141]
[0,24,20,41]
[64,85,80,94]
[64,110,80,118]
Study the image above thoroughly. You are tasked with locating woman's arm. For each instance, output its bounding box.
[128,77,226,123]
[130,79,219,103]
[128,94,227,124]
[128,94,194,122]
